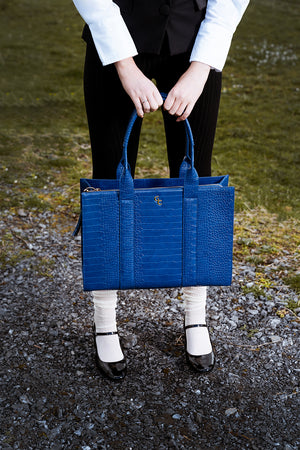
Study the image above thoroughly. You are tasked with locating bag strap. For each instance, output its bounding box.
[73,179,93,236]
[117,92,197,180]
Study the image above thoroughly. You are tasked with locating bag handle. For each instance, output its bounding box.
[117,92,197,180]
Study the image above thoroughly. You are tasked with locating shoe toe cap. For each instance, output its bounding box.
[187,351,215,373]
[96,357,127,380]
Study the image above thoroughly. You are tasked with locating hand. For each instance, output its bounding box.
[115,57,163,117]
[164,61,211,122]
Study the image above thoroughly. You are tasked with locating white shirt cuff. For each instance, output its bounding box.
[89,18,138,66]
[190,21,233,71]
[73,0,137,66]
[190,0,250,71]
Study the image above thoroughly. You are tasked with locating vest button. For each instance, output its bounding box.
[159,4,170,16]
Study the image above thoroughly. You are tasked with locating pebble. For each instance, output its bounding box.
[225,407,238,416]
[269,318,282,327]
[269,335,282,343]
[194,412,203,424]
[122,334,138,349]
[17,208,27,217]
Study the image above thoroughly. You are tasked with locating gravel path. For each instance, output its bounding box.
[1,210,299,450]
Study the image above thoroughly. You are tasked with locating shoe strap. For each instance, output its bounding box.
[95,331,118,336]
[185,324,207,330]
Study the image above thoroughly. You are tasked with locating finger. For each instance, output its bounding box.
[168,99,183,116]
[154,90,164,107]
[176,104,193,122]
[163,93,175,112]
[147,94,159,112]
[134,99,144,118]
[164,90,184,115]
[141,99,151,113]
[149,93,162,111]
[149,102,159,112]
[174,103,187,117]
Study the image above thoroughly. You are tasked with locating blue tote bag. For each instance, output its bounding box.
[74,107,235,291]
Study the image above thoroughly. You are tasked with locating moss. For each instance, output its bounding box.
[286,298,300,312]
[247,329,259,338]
[242,285,266,299]
[0,249,35,270]
[285,275,300,295]
[23,195,52,211]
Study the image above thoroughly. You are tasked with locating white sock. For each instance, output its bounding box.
[183,286,212,356]
[93,290,124,363]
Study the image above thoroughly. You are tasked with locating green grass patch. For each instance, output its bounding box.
[286,298,300,312]
[234,208,299,263]
[285,275,300,295]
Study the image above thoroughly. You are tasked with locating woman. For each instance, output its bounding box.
[73,0,249,380]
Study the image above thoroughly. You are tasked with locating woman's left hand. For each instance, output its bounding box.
[164,61,211,122]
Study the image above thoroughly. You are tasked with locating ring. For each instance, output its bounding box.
[142,100,148,104]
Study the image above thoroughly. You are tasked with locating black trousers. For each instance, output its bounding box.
[83,39,222,179]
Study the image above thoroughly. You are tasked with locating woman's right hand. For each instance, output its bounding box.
[115,57,163,117]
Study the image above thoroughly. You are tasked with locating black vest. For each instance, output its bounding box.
[83,0,207,56]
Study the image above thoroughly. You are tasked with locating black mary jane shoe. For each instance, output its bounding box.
[184,323,215,374]
[93,325,127,381]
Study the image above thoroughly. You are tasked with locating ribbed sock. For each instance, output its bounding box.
[93,290,124,363]
[183,286,212,356]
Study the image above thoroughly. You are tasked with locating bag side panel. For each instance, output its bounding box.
[81,191,120,290]
[196,186,235,286]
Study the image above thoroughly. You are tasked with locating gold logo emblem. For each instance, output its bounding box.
[154,195,162,206]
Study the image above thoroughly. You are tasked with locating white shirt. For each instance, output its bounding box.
[73,0,249,71]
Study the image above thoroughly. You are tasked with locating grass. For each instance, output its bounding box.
[0,0,88,213]
[216,0,299,219]
[285,275,300,295]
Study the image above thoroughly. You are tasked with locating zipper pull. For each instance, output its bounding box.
[83,187,101,192]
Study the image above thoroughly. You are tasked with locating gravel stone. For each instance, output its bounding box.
[0,211,299,449]
[225,407,238,416]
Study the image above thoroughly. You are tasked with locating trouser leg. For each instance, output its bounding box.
[83,40,142,179]
[154,53,222,177]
